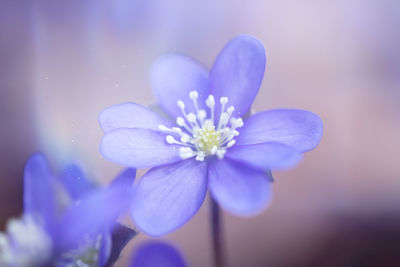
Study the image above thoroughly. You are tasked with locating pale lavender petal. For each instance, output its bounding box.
[23,153,56,230]
[101,128,182,168]
[150,53,210,118]
[210,35,266,117]
[130,242,186,267]
[131,159,207,237]
[61,164,96,201]
[208,159,273,216]
[236,109,323,152]
[226,142,302,171]
[99,102,174,133]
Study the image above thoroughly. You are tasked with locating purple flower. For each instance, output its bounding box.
[130,241,186,267]
[99,35,323,236]
[0,153,136,266]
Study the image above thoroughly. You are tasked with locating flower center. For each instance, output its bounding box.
[159,91,244,161]
[57,233,103,267]
[0,215,52,267]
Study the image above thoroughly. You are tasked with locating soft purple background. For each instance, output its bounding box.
[1,0,400,266]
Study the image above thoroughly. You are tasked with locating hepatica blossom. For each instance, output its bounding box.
[0,153,136,266]
[99,35,323,236]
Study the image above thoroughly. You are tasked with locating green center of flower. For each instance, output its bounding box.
[159,91,244,161]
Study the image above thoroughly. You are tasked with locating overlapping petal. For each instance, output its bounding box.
[210,35,266,118]
[208,159,273,216]
[99,102,174,133]
[61,164,96,201]
[23,153,57,231]
[55,168,135,251]
[101,128,182,168]
[226,142,302,171]
[131,159,207,237]
[236,109,323,152]
[150,54,210,117]
[130,242,186,267]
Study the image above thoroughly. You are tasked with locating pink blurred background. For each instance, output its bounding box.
[1,0,400,266]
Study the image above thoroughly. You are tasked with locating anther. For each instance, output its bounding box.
[158,125,168,131]
[206,95,215,107]
[189,91,198,100]
[166,135,176,144]
[176,117,185,126]
[187,113,197,123]
[220,97,228,104]
[177,100,185,109]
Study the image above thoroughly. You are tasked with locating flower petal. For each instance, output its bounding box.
[226,142,302,171]
[99,102,174,133]
[130,242,186,267]
[236,109,323,152]
[61,164,97,201]
[208,158,273,216]
[150,53,210,118]
[55,168,135,251]
[23,153,57,230]
[210,35,266,117]
[101,128,182,168]
[131,159,207,237]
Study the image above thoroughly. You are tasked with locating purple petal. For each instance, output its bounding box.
[55,168,135,251]
[150,53,210,118]
[131,159,207,237]
[23,153,57,230]
[99,102,174,133]
[61,164,96,201]
[226,142,302,171]
[130,242,186,267]
[101,128,182,168]
[208,159,273,216]
[236,109,323,152]
[210,35,266,118]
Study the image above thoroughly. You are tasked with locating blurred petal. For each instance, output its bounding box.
[131,159,207,237]
[23,153,56,230]
[101,128,182,168]
[226,142,302,171]
[61,164,96,201]
[130,242,186,267]
[99,102,174,133]
[150,53,210,118]
[210,35,266,117]
[55,168,135,251]
[104,223,138,267]
[236,109,323,152]
[208,159,273,216]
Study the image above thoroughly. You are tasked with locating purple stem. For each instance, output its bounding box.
[210,196,226,267]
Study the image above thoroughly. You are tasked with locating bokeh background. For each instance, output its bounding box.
[1,0,400,266]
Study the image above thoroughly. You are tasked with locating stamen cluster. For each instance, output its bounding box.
[159,91,244,161]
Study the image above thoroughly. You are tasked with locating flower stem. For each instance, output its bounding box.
[210,196,226,267]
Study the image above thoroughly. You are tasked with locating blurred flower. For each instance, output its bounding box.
[0,153,136,266]
[130,241,186,267]
[99,35,323,236]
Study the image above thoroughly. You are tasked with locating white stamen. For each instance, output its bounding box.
[187,113,197,123]
[177,100,185,109]
[159,92,244,161]
[166,135,176,144]
[220,97,228,105]
[227,140,236,147]
[189,91,198,100]
[176,117,185,126]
